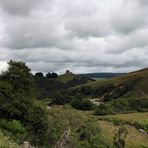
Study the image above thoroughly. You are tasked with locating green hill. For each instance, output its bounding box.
[56,72,79,83]
[69,68,148,114]
[71,68,148,98]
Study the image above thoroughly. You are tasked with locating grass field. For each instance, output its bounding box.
[48,105,148,148]
[102,112,148,125]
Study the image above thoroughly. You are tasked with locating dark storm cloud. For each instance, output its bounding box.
[0,0,147,73]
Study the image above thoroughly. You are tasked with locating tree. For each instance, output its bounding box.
[71,99,93,110]
[1,60,35,97]
[35,72,44,77]
[46,72,52,78]
[46,72,58,78]
[51,72,58,78]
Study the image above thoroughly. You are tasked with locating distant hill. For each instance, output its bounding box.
[80,72,125,79]
[71,68,148,100]
[69,68,148,114]
[56,72,79,83]
[35,72,95,99]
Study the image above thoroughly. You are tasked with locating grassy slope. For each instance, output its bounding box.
[71,68,148,98]
[56,73,80,83]
[101,112,148,125]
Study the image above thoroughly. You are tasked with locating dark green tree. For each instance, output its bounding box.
[1,60,36,97]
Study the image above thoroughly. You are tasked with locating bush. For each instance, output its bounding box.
[76,122,111,148]
[0,119,26,134]
[71,98,93,110]
[52,91,71,105]
[92,84,115,97]
[94,104,115,115]
[129,98,148,112]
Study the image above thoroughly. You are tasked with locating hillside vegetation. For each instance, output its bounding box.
[35,71,95,99]
[67,68,148,114]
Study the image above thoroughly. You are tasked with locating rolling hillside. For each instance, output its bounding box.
[70,68,148,99]
[68,68,148,114]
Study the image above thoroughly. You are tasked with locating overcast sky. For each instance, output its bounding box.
[0,0,148,74]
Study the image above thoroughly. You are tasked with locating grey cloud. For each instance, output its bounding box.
[0,0,148,73]
[105,28,148,54]
[1,16,69,49]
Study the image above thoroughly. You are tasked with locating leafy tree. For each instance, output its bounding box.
[71,98,93,110]
[0,60,36,97]
[94,104,115,115]
[46,72,58,78]
[35,72,44,77]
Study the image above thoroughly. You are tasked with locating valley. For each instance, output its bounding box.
[0,61,147,148]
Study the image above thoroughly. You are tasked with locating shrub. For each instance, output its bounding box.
[94,104,115,115]
[71,99,93,110]
[76,122,111,148]
[0,119,26,134]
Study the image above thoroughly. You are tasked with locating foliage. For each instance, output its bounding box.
[52,91,71,105]
[94,104,115,115]
[0,60,36,97]
[35,72,44,77]
[95,98,148,115]
[0,119,26,134]
[128,98,148,112]
[71,98,93,110]
[0,60,50,147]
[46,72,58,78]
[34,76,66,99]
[75,122,111,148]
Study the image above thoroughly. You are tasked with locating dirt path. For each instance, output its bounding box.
[89,98,102,106]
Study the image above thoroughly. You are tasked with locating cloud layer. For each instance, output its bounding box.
[0,0,148,73]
